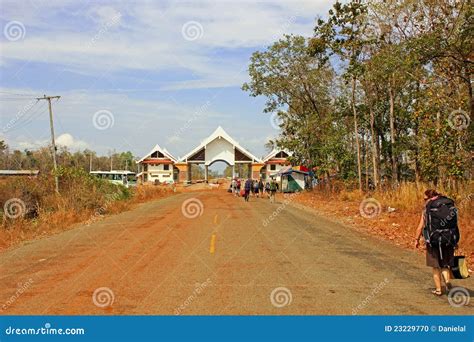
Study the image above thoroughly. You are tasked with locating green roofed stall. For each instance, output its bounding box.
[278,166,309,193]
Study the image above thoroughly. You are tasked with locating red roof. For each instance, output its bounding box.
[141,159,174,164]
[266,159,289,165]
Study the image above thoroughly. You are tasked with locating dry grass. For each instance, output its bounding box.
[0,171,176,251]
[293,181,473,264]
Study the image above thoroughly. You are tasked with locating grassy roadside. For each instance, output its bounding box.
[290,182,473,266]
[0,168,176,251]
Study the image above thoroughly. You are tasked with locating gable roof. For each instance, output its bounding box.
[179,126,262,163]
[262,149,292,162]
[137,144,178,163]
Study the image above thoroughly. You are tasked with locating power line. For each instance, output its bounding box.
[2,101,48,133]
[0,97,39,101]
[0,91,39,97]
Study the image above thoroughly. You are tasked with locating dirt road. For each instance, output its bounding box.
[0,190,472,314]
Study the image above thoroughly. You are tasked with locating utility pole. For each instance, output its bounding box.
[37,95,60,193]
[89,153,93,172]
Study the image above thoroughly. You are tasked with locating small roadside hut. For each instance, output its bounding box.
[278,166,309,192]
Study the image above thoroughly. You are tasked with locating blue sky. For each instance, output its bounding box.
[0,0,333,160]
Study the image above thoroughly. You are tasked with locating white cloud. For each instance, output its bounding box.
[0,1,331,158]
[15,133,89,151]
[0,1,331,89]
[56,133,89,150]
[88,6,122,28]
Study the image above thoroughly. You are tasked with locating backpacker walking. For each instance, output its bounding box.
[253,179,260,198]
[258,179,264,197]
[265,181,270,198]
[414,189,460,296]
[269,178,277,203]
[244,178,252,202]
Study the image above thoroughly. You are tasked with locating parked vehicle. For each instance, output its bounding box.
[90,170,137,187]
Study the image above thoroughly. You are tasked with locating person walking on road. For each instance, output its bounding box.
[236,178,241,197]
[269,178,277,203]
[414,189,460,296]
[231,178,237,196]
[258,179,264,197]
[253,179,259,198]
[244,178,252,202]
[265,181,270,198]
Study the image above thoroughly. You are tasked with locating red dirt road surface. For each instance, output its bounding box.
[0,190,472,314]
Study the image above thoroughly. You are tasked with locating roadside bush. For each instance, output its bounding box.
[0,167,173,250]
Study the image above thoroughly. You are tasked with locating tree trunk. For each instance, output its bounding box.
[363,132,369,191]
[464,68,473,119]
[352,77,363,192]
[388,76,398,185]
[369,100,379,189]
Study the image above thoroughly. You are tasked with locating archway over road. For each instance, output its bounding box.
[174,126,264,183]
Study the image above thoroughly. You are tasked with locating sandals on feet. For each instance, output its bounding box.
[432,289,443,296]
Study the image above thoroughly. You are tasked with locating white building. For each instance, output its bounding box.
[136,145,178,184]
[177,126,262,182]
[136,127,294,184]
[261,149,292,181]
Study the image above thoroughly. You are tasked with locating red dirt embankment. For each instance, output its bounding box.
[292,189,473,267]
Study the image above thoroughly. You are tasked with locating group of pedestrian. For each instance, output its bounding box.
[230,177,278,202]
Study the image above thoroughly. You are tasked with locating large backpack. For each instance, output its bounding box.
[270,181,277,191]
[424,196,460,249]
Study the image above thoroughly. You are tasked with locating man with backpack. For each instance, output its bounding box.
[253,179,260,198]
[244,178,252,202]
[258,179,264,197]
[265,181,270,198]
[414,189,460,296]
[269,178,277,203]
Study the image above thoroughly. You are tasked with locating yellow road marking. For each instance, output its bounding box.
[213,214,218,225]
[209,233,216,254]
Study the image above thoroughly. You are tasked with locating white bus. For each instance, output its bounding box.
[90,170,137,187]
